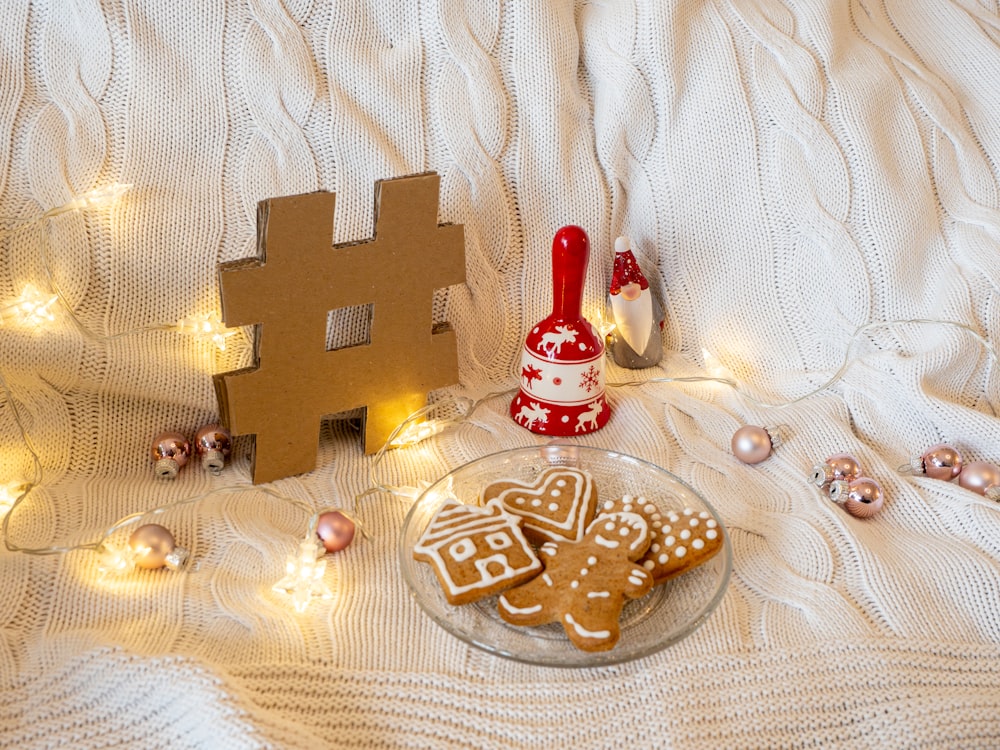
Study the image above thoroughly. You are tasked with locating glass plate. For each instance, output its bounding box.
[398,445,732,668]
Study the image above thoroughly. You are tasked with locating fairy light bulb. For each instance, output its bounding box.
[2,284,59,328]
[273,537,333,612]
[0,482,21,519]
[591,307,617,339]
[42,183,132,219]
[98,543,137,578]
[176,312,236,351]
[702,348,735,382]
[390,418,447,447]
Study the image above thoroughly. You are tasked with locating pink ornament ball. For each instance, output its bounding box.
[829,477,884,518]
[958,461,1000,498]
[810,453,862,487]
[129,524,177,569]
[194,423,232,472]
[151,432,191,479]
[316,511,356,553]
[731,426,773,465]
[919,444,963,481]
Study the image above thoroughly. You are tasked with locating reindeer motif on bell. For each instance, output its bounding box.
[510,225,610,435]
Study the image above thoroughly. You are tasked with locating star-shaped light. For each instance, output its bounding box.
[97,542,137,579]
[176,311,237,351]
[2,284,59,329]
[273,537,333,613]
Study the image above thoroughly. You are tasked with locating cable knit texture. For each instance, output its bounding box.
[1,1,999,747]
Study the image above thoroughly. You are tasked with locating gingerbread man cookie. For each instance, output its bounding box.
[597,496,723,585]
[481,467,598,545]
[497,511,653,652]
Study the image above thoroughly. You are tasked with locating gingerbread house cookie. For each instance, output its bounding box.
[597,496,723,585]
[413,498,542,606]
[481,467,598,545]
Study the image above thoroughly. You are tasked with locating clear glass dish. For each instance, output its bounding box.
[398,445,732,668]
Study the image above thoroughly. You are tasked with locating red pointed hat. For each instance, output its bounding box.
[609,236,649,295]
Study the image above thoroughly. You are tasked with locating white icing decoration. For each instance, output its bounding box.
[588,591,611,598]
[693,538,705,550]
[680,530,691,540]
[604,521,615,531]
[498,596,542,616]
[619,527,630,537]
[646,506,657,515]
[564,613,610,640]
[587,556,597,565]
[664,535,675,546]
[651,543,660,553]
[675,546,687,557]
[595,535,619,549]
[557,479,567,487]
[493,468,594,542]
[449,538,476,562]
[531,499,542,507]
[707,519,717,528]
[690,518,699,527]
[706,529,718,540]
[580,568,588,576]
[542,573,554,586]
[548,503,559,511]
[550,490,560,497]
[699,511,710,519]
[570,580,579,589]
[683,508,693,516]
[485,532,512,550]
[643,561,655,570]
[658,553,668,564]
[662,525,671,534]
[628,576,644,585]
[515,497,526,505]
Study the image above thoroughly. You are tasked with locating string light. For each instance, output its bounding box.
[40,183,132,220]
[700,348,736,384]
[272,537,334,612]
[0,284,59,329]
[175,312,238,352]
[0,482,23,520]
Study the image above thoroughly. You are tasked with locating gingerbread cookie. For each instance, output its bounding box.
[597,495,723,585]
[413,498,542,606]
[497,511,653,652]
[481,467,597,545]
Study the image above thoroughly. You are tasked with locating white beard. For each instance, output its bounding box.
[610,289,653,354]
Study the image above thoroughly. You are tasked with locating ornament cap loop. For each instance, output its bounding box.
[164,546,190,571]
[810,464,834,487]
[201,449,226,473]
[828,479,849,503]
[154,457,180,479]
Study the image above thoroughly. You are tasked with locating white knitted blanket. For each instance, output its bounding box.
[2,1,999,747]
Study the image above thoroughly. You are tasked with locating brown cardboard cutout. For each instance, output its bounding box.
[214,173,465,484]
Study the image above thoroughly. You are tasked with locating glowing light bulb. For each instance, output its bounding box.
[2,284,59,329]
[0,482,21,519]
[702,348,735,382]
[43,183,132,218]
[273,537,333,612]
[98,542,137,579]
[591,307,617,339]
[176,312,237,351]
[390,419,447,447]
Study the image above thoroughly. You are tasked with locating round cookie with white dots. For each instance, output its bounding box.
[596,495,723,585]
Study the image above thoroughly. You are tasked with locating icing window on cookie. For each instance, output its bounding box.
[485,532,512,550]
[448,538,476,562]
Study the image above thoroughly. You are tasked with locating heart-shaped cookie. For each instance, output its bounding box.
[482,467,597,544]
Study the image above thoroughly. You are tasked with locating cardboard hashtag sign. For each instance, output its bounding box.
[214,173,465,484]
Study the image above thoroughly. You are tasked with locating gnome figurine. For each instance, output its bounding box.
[510,226,610,436]
[606,235,663,368]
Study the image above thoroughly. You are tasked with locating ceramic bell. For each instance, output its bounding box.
[510,225,610,435]
[605,235,663,368]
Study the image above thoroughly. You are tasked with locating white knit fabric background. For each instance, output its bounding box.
[2,1,1000,747]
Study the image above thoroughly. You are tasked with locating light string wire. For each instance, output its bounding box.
[1,185,235,347]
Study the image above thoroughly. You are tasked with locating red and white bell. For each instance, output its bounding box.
[510,226,610,436]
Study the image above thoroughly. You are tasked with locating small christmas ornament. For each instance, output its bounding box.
[908,443,963,481]
[731,425,781,465]
[809,453,862,488]
[828,477,884,518]
[511,226,609,436]
[151,432,192,479]
[194,423,232,472]
[316,511,356,553]
[605,236,663,368]
[128,524,189,570]
[958,461,1000,500]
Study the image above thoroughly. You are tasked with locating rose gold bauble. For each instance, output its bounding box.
[809,453,862,487]
[731,426,773,465]
[829,477,884,518]
[316,511,356,553]
[919,443,963,481]
[194,423,232,472]
[129,524,177,569]
[958,461,1000,498]
[151,432,191,479]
